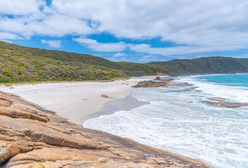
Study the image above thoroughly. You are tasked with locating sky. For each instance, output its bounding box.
[0,0,248,62]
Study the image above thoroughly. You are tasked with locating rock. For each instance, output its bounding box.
[0,142,20,165]
[101,94,113,99]
[0,97,13,107]
[155,76,161,80]
[133,80,172,88]
[203,97,248,108]
[0,91,209,168]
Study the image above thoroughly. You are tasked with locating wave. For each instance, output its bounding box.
[179,76,248,103]
[84,75,248,168]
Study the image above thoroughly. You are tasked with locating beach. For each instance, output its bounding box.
[0,89,209,168]
[1,74,247,167]
[0,77,148,124]
[84,74,248,168]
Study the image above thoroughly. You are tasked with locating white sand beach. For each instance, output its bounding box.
[0,78,147,124]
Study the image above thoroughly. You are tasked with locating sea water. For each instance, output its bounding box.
[84,74,248,168]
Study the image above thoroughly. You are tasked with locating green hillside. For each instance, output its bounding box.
[1,41,248,83]
[150,57,248,76]
[0,41,156,83]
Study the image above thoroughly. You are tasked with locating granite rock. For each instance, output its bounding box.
[0,92,209,168]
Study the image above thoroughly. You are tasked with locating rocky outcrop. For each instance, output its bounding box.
[0,92,209,168]
[203,97,248,108]
[133,80,172,88]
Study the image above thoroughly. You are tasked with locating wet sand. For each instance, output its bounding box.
[82,94,149,123]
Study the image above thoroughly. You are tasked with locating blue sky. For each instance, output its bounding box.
[0,0,248,62]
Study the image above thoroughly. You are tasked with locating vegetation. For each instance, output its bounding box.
[150,57,248,76]
[1,41,248,83]
[0,41,156,83]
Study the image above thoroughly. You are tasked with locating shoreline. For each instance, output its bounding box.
[0,77,212,167]
[82,94,149,123]
[0,91,209,167]
[82,74,248,168]
[0,77,150,124]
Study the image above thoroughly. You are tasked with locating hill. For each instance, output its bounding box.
[1,41,248,83]
[149,57,248,76]
[0,41,156,83]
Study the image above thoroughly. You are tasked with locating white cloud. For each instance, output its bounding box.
[0,0,248,56]
[0,0,42,15]
[129,43,248,56]
[0,14,93,39]
[113,53,126,58]
[138,55,159,63]
[31,14,93,37]
[53,0,248,55]
[74,38,126,52]
[0,32,20,41]
[41,40,62,48]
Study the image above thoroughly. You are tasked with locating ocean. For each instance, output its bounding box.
[84,74,248,168]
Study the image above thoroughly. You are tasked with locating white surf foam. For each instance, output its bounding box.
[84,77,248,168]
[179,76,248,103]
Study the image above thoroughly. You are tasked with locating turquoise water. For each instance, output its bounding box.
[197,74,248,88]
[84,75,248,168]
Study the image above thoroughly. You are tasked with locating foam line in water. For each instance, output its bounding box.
[84,74,248,168]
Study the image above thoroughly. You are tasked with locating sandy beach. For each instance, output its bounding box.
[0,78,148,124]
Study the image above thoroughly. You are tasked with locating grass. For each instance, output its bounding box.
[0,41,157,83]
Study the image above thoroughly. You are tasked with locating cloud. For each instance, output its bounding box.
[138,55,159,63]
[0,14,93,39]
[128,44,235,56]
[113,53,126,58]
[30,14,93,37]
[0,0,42,15]
[74,38,126,52]
[52,0,248,55]
[0,32,20,41]
[41,40,62,48]
[0,0,248,57]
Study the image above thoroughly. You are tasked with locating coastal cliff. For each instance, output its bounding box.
[0,91,209,168]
